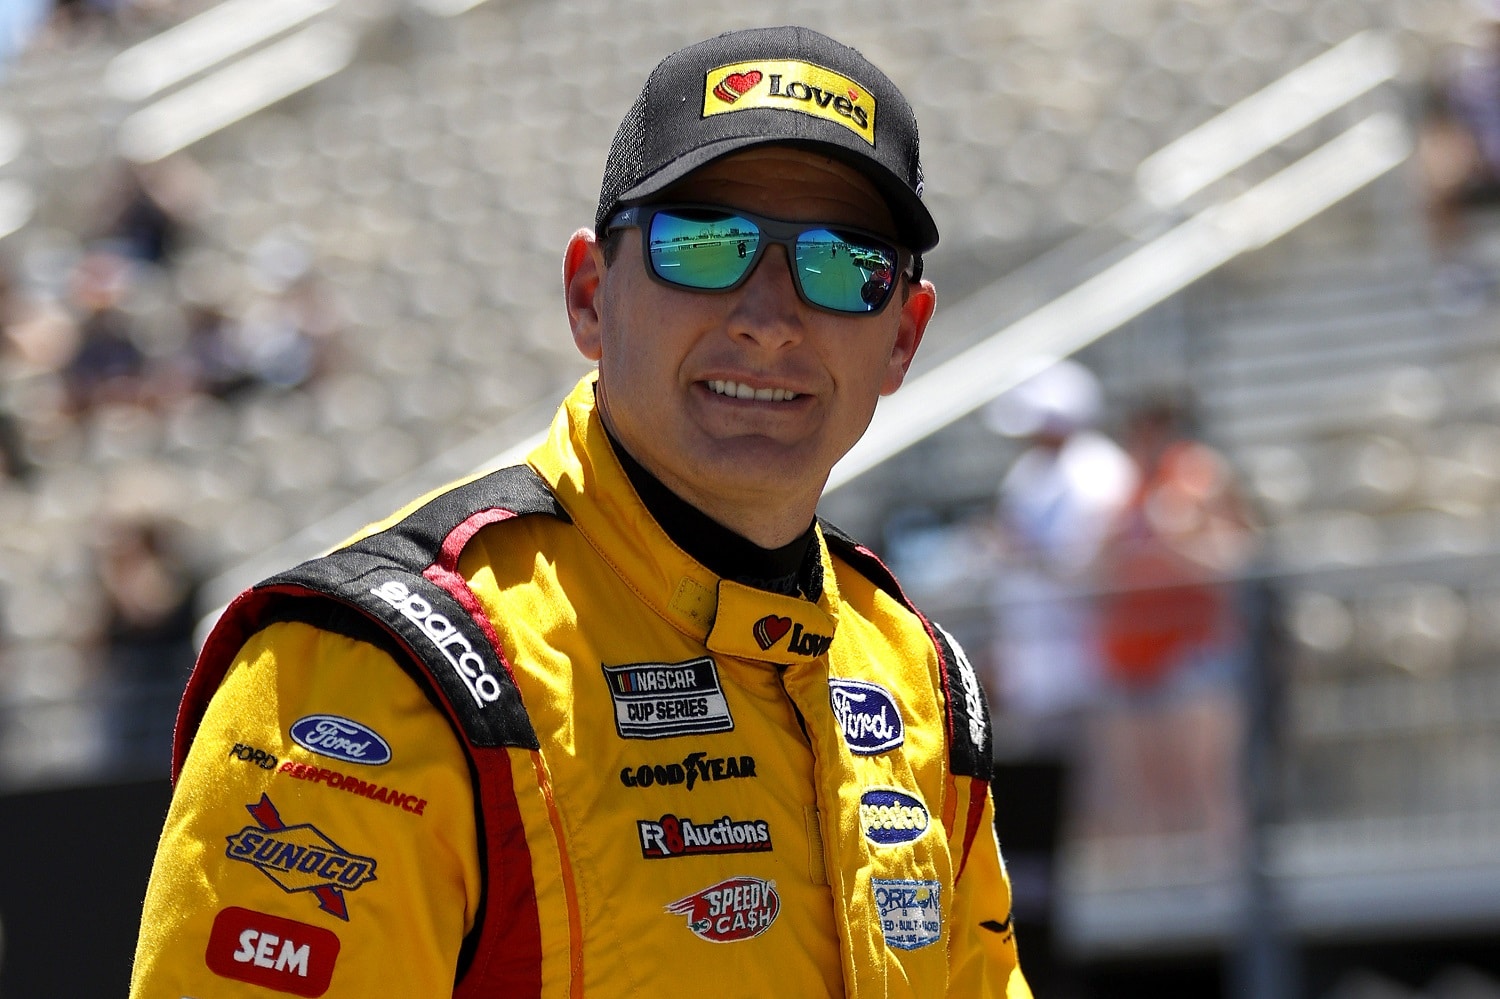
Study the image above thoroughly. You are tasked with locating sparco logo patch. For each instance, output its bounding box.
[938,624,988,755]
[224,794,377,921]
[369,579,501,708]
[829,678,904,755]
[639,813,772,859]
[205,906,340,997]
[873,879,942,951]
[666,876,780,943]
[858,787,931,847]
[290,715,391,766]
[602,658,734,739]
[620,751,757,790]
[702,59,875,145]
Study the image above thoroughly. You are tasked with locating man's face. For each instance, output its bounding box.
[566,147,935,532]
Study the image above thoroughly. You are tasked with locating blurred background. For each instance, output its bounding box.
[1,0,1498,995]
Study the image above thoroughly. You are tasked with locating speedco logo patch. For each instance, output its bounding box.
[859,787,931,847]
[702,59,875,145]
[873,879,942,951]
[602,657,734,739]
[205,906,341,997]
[666,876,780,943]
[290,715,392,766]
[369,579,501,709]
[829,678,904,755]
[224,794,377,921]
[639,813,772,859]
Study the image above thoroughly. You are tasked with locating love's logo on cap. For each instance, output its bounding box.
[702,60,876,145]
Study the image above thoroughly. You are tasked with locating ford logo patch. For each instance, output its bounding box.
[858,787,931,847]
[290,715,392,766]
[829,678,903,755]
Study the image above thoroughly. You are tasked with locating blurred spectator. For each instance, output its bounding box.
[95,158,209,266]
[985,359,1136,747]
[94,515,199,777]
[61,249,147,412]
[1085,399,1258,850]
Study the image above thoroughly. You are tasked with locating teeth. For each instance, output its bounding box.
[709,380,798,402]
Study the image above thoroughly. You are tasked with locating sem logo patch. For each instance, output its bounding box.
[602,657,734,739]
[666,876,780,943]
[873,879,942,951]
[225,795,377,920]
[368,578,501,709]
[290,715,391,766]
[638,813,772,859]
[205,907,340,997]
[829,678,904,755]
[858,787,931,847]
[702,59,876,145]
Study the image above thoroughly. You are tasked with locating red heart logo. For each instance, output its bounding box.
[848,89,860,103]
[752,615,792,651]
[713,70,763,104]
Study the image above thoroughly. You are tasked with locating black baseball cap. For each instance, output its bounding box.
[595,26,938,253]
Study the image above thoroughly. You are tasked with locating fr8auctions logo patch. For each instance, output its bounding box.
[666,876,780,943]
[638,813,771,859]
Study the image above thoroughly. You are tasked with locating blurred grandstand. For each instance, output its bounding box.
[2,0,1499,995]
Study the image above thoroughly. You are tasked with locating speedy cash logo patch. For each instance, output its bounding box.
[602,657,734,739]
[666,876,780,943]
[702,60,875,145]
[205,906,340,997]
[224,794,377,921]
[638,813,772,859]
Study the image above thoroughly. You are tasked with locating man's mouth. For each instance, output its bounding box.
[707,380,800,402]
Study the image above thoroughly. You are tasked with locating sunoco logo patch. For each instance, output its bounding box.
[829,678,904,755]
[666,876,780,943]
[225,794,377,921]
[873,878,942,950]
[638,813,772,859]
[858,787,931,847]
[701,59,875,145]
[602,657,734,739]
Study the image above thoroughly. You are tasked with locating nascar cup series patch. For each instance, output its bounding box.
[702,59,876,145]
[829,678,904,755]
[602,657,734,739]
[873,879,942,951]
[666,876,780,943]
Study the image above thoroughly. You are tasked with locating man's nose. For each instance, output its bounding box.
[726,243,805,348]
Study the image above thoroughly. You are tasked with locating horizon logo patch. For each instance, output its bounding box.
[225,794,377,921]
[829,678,904,755]
[638,813,772,859]
[602,658,734,739]
[702,59,876,145]
[290,715,391,766]
[873,879,942,951]
[666,876,780,943]
[205,907,340,996]
[858,787,931,847]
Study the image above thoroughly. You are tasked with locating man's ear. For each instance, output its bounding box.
[880,277,936,396]
[564,228,605,362]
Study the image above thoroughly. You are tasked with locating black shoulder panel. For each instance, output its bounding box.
[264,551,540,750]
[820,519,994,782]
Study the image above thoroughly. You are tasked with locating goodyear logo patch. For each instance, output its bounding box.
[858,787,931,847]
[873,878,942,951]
[225,794,377,921]
[702,60,875,146]
[603,657,734,739]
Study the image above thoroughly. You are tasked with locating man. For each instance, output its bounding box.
[132,26,1029,997]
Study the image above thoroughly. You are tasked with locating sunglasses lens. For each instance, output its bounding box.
[794,229,899,313]
[647,209,759,290]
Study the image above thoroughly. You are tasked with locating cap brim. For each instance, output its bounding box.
[615,135,939,253]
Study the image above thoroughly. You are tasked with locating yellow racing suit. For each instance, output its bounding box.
[131,374,1030,998]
